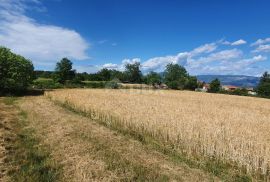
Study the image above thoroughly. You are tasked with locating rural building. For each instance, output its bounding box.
[222,85,238,91]
[195,83,209,92]
[246,87,257,95]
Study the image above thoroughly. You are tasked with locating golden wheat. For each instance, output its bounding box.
[45,89,270,177]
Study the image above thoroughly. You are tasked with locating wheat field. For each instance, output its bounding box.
[46,89,270,178]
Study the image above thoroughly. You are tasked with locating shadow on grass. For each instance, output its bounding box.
[0,89,46,97]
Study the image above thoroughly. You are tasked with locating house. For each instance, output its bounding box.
[222,85,238,91]
[246,87,257,95]
[203,84,210,91]
[195,83,209,92]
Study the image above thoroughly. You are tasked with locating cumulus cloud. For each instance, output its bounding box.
[251,38,270,46]
[0,0,89,68]
[231,39,247,46]
[188,49,243,69]
[139,43,217,72]
[252,44,270,53]
[115,40,268,76]
[188,55,267,75]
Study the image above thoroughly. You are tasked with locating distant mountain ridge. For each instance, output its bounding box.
[196,75,260,87]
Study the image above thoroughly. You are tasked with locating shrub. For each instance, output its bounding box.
[83,81,107,88]
[32,78,63,89]
[105,80,120,89]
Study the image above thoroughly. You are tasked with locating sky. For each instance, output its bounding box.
[0,0,270,76]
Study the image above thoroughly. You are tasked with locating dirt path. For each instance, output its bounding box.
[17,96,218,182]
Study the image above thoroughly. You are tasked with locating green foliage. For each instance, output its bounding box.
[257,72,270,97]
[0,47,34,94]
[97,68,112,81]
[83,81,107,88]
[124,62,143,83]
[34,71,54,79]
[32,78,63,89]
[209,78,221,93]
[185,76,198,90]
[164,63,188,89]
[105,79,120,89]
[145,71,162,85]
[54,58,75,84]
[231,88,248,96]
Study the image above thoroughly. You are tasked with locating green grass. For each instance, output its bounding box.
[3,97,17,105]
[3,101,61,182]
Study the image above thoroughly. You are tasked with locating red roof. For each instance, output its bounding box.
[223,85,238,89]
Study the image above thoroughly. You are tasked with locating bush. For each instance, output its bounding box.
[32,78,63,89]
[83,81,107,88]
[231,88,248,96]
[0,47,34,94]
[105,80,120,89]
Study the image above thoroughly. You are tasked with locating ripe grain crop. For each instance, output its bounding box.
[46,89,270,178]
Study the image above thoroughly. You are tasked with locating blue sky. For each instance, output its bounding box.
[0,0,270,76]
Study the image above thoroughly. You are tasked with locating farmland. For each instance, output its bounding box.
[46,89,270,180]
[1,89,270,181]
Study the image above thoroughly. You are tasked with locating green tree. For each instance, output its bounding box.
[124,62,143,83]
[164,63,188,89]
[110,70,125,81]
[0,47,34,94]
[54,58,75,84]
[209,78,221,93]
[98,68,112,81]
[185,76,198,90]
[145,71,162,86]
[257,72,270,97]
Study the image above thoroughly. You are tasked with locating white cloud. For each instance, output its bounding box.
[251,38,270,46]
[188,49,243,69]
[252,55,267,61]
[231,39,247,46]
[139,43,217,72]
[0,0,89,67]
[188,54,266,75]
[122,58,141,65]
[221,39,247,46]
[141,52,189,72]
[253,44,270,53]
[97,38,269,76]
[190,43,217,55]
[98,40,108,44]
[102,63,119,69]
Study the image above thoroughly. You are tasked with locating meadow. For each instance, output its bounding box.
[45,89,270,179]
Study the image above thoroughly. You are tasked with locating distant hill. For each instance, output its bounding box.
[196,75,260,87]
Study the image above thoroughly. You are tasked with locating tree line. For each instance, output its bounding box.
[34,57,199,90]
[1,47,270,98]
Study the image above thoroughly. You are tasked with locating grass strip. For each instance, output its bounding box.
[3,99,61,182]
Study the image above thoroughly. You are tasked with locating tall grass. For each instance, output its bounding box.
[46,89,270,180]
